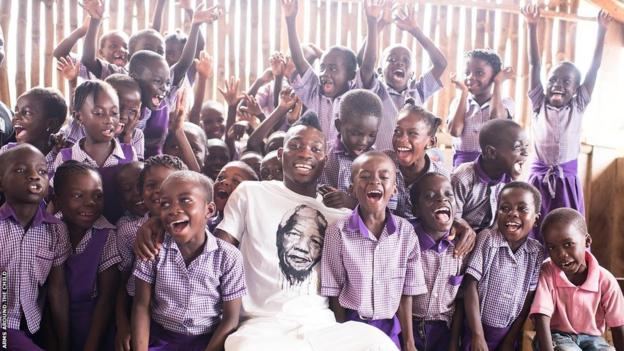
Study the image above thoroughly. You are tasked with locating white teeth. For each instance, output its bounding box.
[172,219,187,224]
[396,147,412,152]
[294,164,312,170]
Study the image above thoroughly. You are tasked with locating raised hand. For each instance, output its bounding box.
[279,87,298,110]
[57,56,80,82]
[281,0,298,19]
[365,0,385,20]
[192,4,223,25]
[194,50,213,78]
[521,4,539,25]
[494,66,514,83]
[239,94,263,117]
[270,52,286,77]
[177,0,193,11]
[283,55,296,79]
[394,4,419,32]
[597,10,613,29]
[218,76,245,107]
[450,72,468,92]
[81,0,104,20]
[286,96,302,125]
[380,0,394,26]
[169,90,187,132]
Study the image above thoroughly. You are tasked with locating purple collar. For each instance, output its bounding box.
[347,206,397,239]
[0,202,61,227]
[412,220,452,254]
[473,155,511,186]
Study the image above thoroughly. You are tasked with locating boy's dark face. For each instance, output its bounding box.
[485,128,529,179]
[0,148,48,205]
[56,171,103,231]
[130,34,165,57]
[319,50,355,98]
[465,57,495,97]
[160,177,213,243]
[204,144,230,180]
[76,90,120,144]
[116,165,147,217]
[200,106,225,139]
[134,58,171,110]
[413,175,454,234]
[382,46,412,92]
[163,129,207,169]
[116,85,141,133]
[279,126,326,187]
[546,65,578,108]
[13,94,56,144]
[240,153,262,178]
[335,114,379,157]
[213,165,254,212]
[260,155,283,181]
[392,113,434,168]
[100,33,128,67]
[496,188,538,251]
[544,221,590,280]
[350,155,396,215]
[165,39,184,67]
[142,165,175,216]
[265,135,284,154]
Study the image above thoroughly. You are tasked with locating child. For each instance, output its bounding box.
[0,144,70,350]
[240,151,263,178]
[54,80,136,224]
[115,155,188,350]
[522,6,611,231]
[388,100,450,220]
[0,87,68,176]
[53,161,121,350]
[204,138,231,180]
[318,89,383,210]
[531,208,624,351]
[408,173,465,351]
[132,170,246,350]
[452,119,528,233]
[198,101,226,140]
[210,161,259,232]
[265,131,287,154]
[448,49,515,167]
[260,150,283,181]
[115,161,147,220]
[282,0,381,143]
[107,74,145,159]
[163,121,208,171]
[321,151,426,350]
[463,182,544,350]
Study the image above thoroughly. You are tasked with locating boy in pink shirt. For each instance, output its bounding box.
[531,208,624,350]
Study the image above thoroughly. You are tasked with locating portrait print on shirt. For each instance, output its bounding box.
[276,204,328,290]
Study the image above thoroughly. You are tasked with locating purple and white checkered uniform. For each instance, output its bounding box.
[447,96,515,153]
[133,230,247,335]
[368,71,443,151]
[53,137,137,172]
[0,202,71,333]
[116,213,149,296]
[411,223,465,326]
[387,151,450,220]
[59,120,145,161]
[0,143,57,178]
[136,78,182,131]
[465,227,543,328]
[529,83,590,166]
[291,69,364,145]
[321,208,427,319]
[318,136,363,192]
[255,78,290,116]
[451,156,510,232]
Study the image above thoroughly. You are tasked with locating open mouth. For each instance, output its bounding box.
[293,162,313,175]
[169,218,189,233]
[513,161,524,176]
[560,260,575,270]
[113,53,126,66]
[433,206,451,223]
[151,94,164,107]
[366,189,383,201]
[320,78,333,92]
[14,126,27,140]
[215,189,229,199]
[504,221,522,232]
[393,69,405,79]
[79,211,97,218]
[28,182,43,194]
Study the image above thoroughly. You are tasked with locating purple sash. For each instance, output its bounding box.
[142,102,169,158]
[6,329,45,351]
[66,228,110,351]
[148,320,213,351]
[462,323,512,350]
[453,150,480,168]
[409,319,451,351]
[345,309,401,350]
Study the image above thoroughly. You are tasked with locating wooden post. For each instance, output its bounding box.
[249,0,259,84]
[205,0,215,101]
[437,5,448,119]
[475,8,486,48]
[0,0,12,105]
[110,0,119,29]
[261,0,270,72]
[32,0,42,88]
[16,0,27,97]
[44,0,54,88]
[426,5,438,112]
[464,6,473,51]
[509,11,518,105]
[227,0,237,80]
[56,0,66,96]
[240,0,248,88]
[124,0,134,35]
[319,0,327,50]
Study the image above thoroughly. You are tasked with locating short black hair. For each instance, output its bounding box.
[128,29,163,55]
[20,87,68,125]
[162,170,213,202]
[184,122,208,150]
[291,110,322,132]
[479,119,522,150]
[164,29,187,45]
[105,73,141,94]
[0,144,44,178]
[73,80,118,115]
[339,89,383,123]
[466,49,502,75]
[399,99,441,136]
[138,154,188,191]
[409,172,450,207]
[324,46,357,73]
[220,160,259,181]
[498,181,542,212]
[350,150,395,183]
[54,160,100,195]
[553,61,582,87]
[99,30,129,49]
[541,208,588,238]
[128,50,166,77]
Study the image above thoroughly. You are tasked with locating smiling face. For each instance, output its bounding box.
[115,85,141,133]
[0,146,48,205]
[412,174,455,235]
[543,221,590,282]
[100,32,129,67]
[382,46,412,92]
[279,126,326,189]
[260,153,283,181]
[350,154,396,215]
[392,112,435,168]
[163,127,207,170]
[336,114,379,157]
[130,32,165,57]
[484,128,529,180]
[56,170,104,231]
[213,164,255,212]
[116,163,147,217]
[204,142,230,180]
[76,88,121,144]
[164,38,184,67]
[319,49,355,98]
[12,94,50,144]
[141,165,176,216]
[546,64,579,108]
[497,187,539,251]
[464,57,495,97]
[200,104,225,139]
[159,177,213,244]
[134,57,171,110]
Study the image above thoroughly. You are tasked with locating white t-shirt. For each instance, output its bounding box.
[217,180,350,321]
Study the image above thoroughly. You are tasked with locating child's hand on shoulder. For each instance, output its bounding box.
[521,4,540,25]
[364,0,385,20]
[597,10,613,29]
[194,50,214,79]
[450,72,468,93]
[393,4,419,32]
[218,76,245,107]
[322,188,357,210]
[192,4,223,25]
[81,0,104,20]
[281,0,298,19]
[57,56,80,82]
[494,66,514,84]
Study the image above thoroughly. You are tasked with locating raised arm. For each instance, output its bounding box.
[395,4,447,80]
[360,0,384,88]
[582,10,611,95]
[56,56,80,109]
[219,77,245,159]
[447,73,469,137]
[246,88,297,153]
[282,0,312,77]
[490,67,514,119]
[170,91,202,172]
[356,0,393,66]
[522,4,541,90]
[53,17,89,59]
[151,0,167,32]
[81,0,105,77]
[189,51,212,125]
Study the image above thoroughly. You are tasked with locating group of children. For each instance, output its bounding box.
[1,0,623,350]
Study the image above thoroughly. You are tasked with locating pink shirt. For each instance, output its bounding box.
[530,251,624,336]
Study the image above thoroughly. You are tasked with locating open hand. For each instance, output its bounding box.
[286,96,302,125]
[192,4,223,25]
[81,0,104,20]
[194,50,213,78]
[239,94,263,117]
[169,89,187,132]
[494,66,514,83]
[394,4,419,32]
[218,76,245,107]
[450,72,468,92]
[281,0,298,19]
[365,0,385,20]
[279,87,298,110]
[597,10,613,29]
[270,52,286,77]
[57,56,80,82]
[521,4,540,25]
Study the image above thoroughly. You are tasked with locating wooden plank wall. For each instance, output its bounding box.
[0,0,584,128]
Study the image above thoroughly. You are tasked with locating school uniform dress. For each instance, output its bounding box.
[0,202,70,350]
[462,228,543,350]
[60,118,145,160]
[116,213,149,297]
[368,71,443,151]
[451,156,511,233]
[530,251,624,350]
[446,96,515,168]
[0,142,58,179]
[318,136,364,192]
[54,137,137,224]
[133,230,247,350]
[386,151,450,221]
[528,83,589,240]
[411,223,465,351]
[59,216,121,350]
[255,78,290,116]
[321,208,427,348]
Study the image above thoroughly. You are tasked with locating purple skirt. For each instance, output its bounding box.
[7,329,45,351]
[462,323,512,350]
[453,151,480,168]
[345,309,401,349]
[410,319,452,351]
[148,321,213,351]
